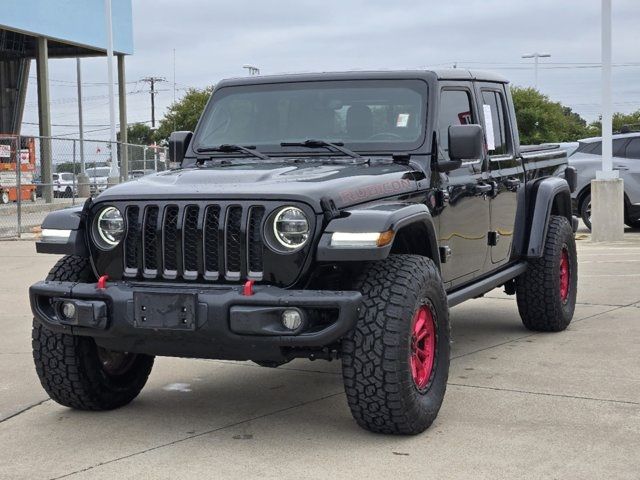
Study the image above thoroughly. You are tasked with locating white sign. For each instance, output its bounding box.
[396,113,410,128]
[483,104,496,151]
[0,144,10,158]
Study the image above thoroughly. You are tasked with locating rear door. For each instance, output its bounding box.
[476,83,524,267]
[436,82,491,287]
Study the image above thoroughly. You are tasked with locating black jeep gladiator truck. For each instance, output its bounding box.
[30,70,578,435]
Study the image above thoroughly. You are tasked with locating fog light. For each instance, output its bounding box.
[61,301,76,319]
[281,309,302,330]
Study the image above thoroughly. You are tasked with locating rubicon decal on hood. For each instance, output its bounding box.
[338,178,415,204]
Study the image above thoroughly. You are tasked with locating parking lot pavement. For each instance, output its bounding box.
[1,230,639,480]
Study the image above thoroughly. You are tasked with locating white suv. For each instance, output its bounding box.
[52,173,77,198]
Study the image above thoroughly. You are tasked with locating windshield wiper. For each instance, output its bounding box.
[196,144,269,160]
[280,139,363,160]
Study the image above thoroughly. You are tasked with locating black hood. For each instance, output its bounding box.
[95,161,422,212]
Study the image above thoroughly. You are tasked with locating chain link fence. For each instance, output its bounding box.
[0,134,168,239]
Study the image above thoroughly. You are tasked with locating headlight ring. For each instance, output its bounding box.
[92,206,125,250]
[266,206,310,252]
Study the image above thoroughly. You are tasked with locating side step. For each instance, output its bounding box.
[447,262,527,308]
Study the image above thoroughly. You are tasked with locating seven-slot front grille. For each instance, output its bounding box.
[123,203,266,282]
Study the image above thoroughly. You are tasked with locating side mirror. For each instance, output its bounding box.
[448,124,484,162]
[168,131,193,165]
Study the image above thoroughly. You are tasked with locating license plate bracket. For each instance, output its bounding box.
[133,292,197,330]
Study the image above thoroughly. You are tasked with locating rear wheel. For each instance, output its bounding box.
[625,216,640,229]
[579,193,591,230]
[32,255,154,410]
[342,255,450,435]
[516,215,577,331]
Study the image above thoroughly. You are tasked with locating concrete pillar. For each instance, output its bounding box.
[118,55,128,181]
[36,37,53,204]
[591,178,625,242]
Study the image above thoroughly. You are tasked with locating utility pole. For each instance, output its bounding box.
[140,76,166,128]
[521,52,551,89]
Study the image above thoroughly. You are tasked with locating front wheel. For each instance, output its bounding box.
[516,215,578,332]
[342,255,450,435]
[32,255,154,410]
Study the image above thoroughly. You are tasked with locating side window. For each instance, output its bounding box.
[437,89,473,160]
[481,90,510,155]
[613,139,628,157]
[625,138,640,159]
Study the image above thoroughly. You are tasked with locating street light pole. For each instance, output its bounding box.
[242,64,260,76]
[591,0,624,242]
[521,52,551,89]
[105,0,119,185]
[600,0,614,177]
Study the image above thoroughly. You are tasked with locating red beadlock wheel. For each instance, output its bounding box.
[410,305,436,390]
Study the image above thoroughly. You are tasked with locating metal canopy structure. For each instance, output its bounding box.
[0,0,133,201]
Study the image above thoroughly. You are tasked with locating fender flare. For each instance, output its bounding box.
[524,176,572,258]
[316,202,440,269]
[36,204,89,257]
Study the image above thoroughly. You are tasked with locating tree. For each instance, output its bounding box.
[587,110,640,136]
[120,122,155,146]
[155,86,214,142]
[511,87,589,145]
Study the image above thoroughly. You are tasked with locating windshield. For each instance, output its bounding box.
[87,167,111,177]
[193,80,428,154]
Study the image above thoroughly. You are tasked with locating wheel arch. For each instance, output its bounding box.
[525,176,573,258]
[316,203,441,270]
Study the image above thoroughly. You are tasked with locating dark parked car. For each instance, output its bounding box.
[570,133,640,229]
[31,70,578,435]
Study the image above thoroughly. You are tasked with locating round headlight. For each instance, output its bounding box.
[270,206,310,251]
[94,206,125,249]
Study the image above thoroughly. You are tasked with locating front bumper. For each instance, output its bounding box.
[29,280,361,362]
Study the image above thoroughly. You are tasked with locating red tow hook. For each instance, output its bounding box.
[97,274,109,290]
[242,279,255,296]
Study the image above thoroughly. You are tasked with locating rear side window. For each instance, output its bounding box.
[625,138,640,159]
[437,89,473,160]
[576,139,630,156]
[481,90,510,155]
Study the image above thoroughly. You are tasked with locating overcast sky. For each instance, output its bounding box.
[21,0,640,140]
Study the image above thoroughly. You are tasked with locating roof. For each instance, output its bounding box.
[0,0,133,56]
[217,69,510,87]
[579,132,640,143]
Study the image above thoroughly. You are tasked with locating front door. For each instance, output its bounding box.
[436,84,491,287]
[476,83,523,267]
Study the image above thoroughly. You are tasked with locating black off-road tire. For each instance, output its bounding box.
[342,255,450,435]
[516,215,578,332]
[579,193,592,230]
[32,255,154,410]
[625,216,640,229]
